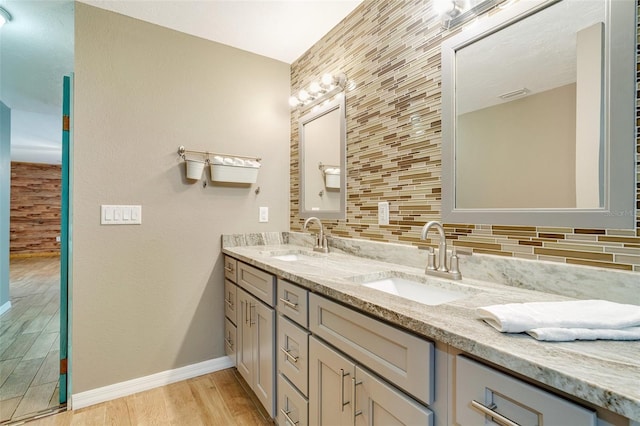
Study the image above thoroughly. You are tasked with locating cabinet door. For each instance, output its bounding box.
[224,280,237,325]
[354,366,433,426]
[236,288,253,386]
[252,297,276,418]
[309,336,355,426]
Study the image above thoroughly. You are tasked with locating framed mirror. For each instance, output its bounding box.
[299,95,346,220]
[441,0,635,229]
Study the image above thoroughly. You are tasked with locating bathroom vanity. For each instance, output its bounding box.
[222,232,639,426]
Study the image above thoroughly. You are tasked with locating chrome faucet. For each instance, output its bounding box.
[420,221,462,280]
[303,217,329,253]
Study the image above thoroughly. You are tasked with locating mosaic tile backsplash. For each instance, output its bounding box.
[290,0,640,272]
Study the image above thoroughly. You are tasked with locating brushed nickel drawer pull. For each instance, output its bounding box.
[279,297,298,309]
[353,377,363,419]
[224,298,233,307]
[471,400,520,426]
[224,337,233,350]
[224,266,234,272]
[340,369,350,411]
[280,346,299,363]
[280,408,299,425]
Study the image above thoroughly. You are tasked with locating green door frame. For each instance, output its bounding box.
[59,75,71,404]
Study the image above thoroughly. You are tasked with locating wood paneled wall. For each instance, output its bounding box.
[10,162,61,256]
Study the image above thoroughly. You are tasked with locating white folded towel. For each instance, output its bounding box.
[477,300,640,333]
[526,326,640,342]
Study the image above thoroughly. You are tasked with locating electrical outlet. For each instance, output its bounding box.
[259,206,269,223]
[378,201,389,225]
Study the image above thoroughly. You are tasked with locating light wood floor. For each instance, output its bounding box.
[22,369,271,426]
[1,257,62,424]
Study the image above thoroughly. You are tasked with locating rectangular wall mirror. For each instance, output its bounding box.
[441,0,635,229]
[299,96,346,220]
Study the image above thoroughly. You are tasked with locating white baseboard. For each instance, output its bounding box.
[71,356,234,410]
[0,301,11,316]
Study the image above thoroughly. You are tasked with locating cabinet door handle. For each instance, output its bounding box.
[280,346,299,363]
[224,266,234,272]
[280,408,299,425]
[224,297,233,308]
[340,369,350,411]
[471,400,520,426]
[249,303,256,326]
[352,377,363,421]
[244,301,249,325]
[224,337,233,350]
[279,297,298,309]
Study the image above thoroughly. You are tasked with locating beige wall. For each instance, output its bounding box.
[290,0,639,272]
[74,3,290,393]
[456,84,577,209]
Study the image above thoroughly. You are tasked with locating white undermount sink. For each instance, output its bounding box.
[272,254,303,261]
[362,276,468,306]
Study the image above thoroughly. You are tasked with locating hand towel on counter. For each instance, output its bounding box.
[526,326,640,342]
[477,300,640,334]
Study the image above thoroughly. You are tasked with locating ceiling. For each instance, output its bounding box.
[0,0,362,164]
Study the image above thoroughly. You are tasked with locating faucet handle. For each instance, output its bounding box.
[426,247,436,271]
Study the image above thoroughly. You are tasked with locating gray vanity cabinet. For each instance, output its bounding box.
[223,256,238,364]
[235,263,276,419]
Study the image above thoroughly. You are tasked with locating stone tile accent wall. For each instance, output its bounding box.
[10,162,62,256]
[290,0,640,272]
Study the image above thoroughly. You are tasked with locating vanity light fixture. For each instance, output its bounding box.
[289,72,349,110]
[0,6,12,27]
[438,0,506,30]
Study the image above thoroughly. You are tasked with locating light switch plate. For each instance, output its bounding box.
[378,201,389,225]
[101,205,142,225]
[259,206,269,223]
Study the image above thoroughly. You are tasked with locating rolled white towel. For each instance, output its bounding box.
[233,158,245,166]
[477,300,640,333]
[211,156,223,165]
[246,160,261,168]
[527,326,640,342]
[222,157,234,165]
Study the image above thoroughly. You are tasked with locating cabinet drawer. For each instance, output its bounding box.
[278,315,310,396]
[456,356,596,426]
[224,280,237,325]
[309,294,434,405]
[277,279,309,328]
[238,262,275,307]
[278,373,308,426]
[224,256,237,283]
[224,317,236,365]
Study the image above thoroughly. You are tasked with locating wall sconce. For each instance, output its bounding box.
[436,0,506,30]
[289,72,350,110]
[0,7,12,28]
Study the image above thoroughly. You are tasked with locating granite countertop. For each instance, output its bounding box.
[222,242,640,422]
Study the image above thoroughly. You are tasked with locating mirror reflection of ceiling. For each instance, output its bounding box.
[0,0,362,164]
[456,0,604,115]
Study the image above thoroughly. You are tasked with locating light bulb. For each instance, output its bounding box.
[434,0,456,16]
[309,82,322,94]
[321,74,334,86]
[289,96,300,107]
[298,89,310,101]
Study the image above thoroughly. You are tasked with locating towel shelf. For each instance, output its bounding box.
[178,145,261,184]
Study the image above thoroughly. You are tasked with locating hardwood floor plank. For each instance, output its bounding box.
[212,369,271,425]
[69,405,106,426]
[103,397,132,426]
[13,380,58,418]
[127,386,171,426]
[187,375,236,425]
[161,379,204,425]
[0,357,43,401]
